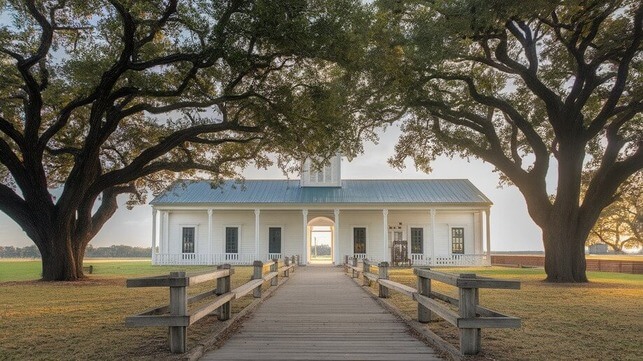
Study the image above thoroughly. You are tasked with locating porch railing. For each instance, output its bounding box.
[343,253,489,267]
[268,253,282,260]
[433,254,489,266]
[154,253,257,265]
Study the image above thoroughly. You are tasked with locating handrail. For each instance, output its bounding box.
[126,256,298,354]
[344,260,521,357]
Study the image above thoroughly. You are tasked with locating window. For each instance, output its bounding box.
[353,227,366,253]
[225,227,239,254]
[411,228,423,254]
[182,227,195,253]
[269,227,281,253]
[452,227,464,254]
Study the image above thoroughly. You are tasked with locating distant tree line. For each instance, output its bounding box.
[0,245,151,258]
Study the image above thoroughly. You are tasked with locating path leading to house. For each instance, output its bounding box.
[201,265,441,361]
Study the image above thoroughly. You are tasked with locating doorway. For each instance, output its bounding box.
[307,216,334,264]
[311,226,332,262]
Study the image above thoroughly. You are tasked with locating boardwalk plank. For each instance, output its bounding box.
[201,265,442,361]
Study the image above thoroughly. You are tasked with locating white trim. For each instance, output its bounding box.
[430,209,436,261]
[333,209,340,264]
[302,209,308,265]
[485,208,491,264]
[207,209,213,254]
[162,211,170,254]
[254,209,260,257]
[151,209,157,257]
[382,209,389,262]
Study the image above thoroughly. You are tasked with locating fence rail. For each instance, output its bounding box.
[126,256,297,353]
[344,257,521,356]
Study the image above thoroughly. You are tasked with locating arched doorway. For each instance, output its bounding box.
[307,216,334,264]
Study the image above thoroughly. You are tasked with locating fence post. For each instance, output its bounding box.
[417,268,432,323]
[362,259,370,286]
[459,273,481,355]
[296,255,300,266]
[271,258,279,286]
[284,257,290,277]
[253,261,263,298]
[291,256,296,272]
[169,271,187,353]
[378,262,389,298]
[216,264,232,321]
[352,257,358,278]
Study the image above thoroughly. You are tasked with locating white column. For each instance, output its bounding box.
[302,209,308,265]
[382,209,389,262]
[162,211,170,254]
[151,208,157,263]
[254,209,261,260]
[333,209,340,264]
[207,209,213,257]
[430,209,436,265]
[485,208,491,265]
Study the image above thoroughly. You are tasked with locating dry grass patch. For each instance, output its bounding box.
[0,261,262,360]
[375,267,642,361]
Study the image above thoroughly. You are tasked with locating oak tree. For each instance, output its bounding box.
[0,0,368,280]
[374,0,643,281]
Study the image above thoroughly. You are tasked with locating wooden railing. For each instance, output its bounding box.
[344,259,520,356]
[126,257,297,353]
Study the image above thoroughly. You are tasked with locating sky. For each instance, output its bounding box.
[0,125,547,252]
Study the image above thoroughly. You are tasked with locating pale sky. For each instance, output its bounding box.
[0,125,547,251]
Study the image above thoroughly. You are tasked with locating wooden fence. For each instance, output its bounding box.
[126,256,296,353]
[491,254,643,274]
[345,258,521,356]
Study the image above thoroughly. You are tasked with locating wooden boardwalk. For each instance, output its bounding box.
[202,265,441,360]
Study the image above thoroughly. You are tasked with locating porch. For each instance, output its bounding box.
[152,252,491,267]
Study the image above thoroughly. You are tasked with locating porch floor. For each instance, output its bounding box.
[201,265,442,360]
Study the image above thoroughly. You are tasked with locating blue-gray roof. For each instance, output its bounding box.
[151,179,492,206]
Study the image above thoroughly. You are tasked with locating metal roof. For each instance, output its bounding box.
[151,179,492,206]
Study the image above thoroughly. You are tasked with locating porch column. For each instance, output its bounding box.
[382,209,389,262]
[430,209,436,265]
[151,208,157,263]
[485,208,491,265]
[207,209,213,256]
[162,211,170,254]
[333,209,340,265]
[254,209,261,260]
[302,209,308,265]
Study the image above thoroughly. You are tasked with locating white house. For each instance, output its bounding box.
[150,155,492,266]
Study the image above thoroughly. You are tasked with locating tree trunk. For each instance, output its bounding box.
[39,232,86,281]
[542,227,588,283]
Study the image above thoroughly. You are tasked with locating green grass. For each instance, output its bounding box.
[0,259,261,360]
[0,258,219,282]
[374,266,643,361]
[2,260,641,360]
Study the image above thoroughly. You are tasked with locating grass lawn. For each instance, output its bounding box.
[375,267,643,361]
[2,260,641,360]
[0,259,262,360]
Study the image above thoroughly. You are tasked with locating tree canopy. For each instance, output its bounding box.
[588,171,642,252]
[0,0,371,280]
[369,0,643,281]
